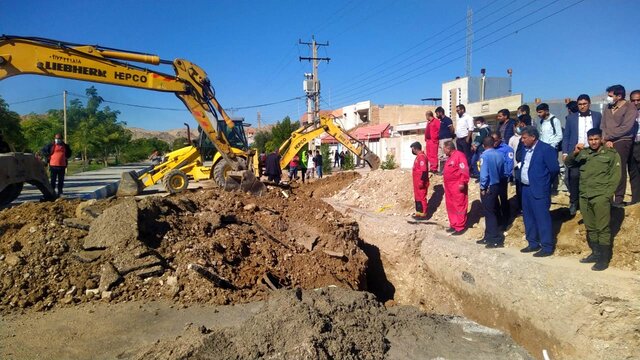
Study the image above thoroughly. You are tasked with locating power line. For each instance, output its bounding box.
[331,0,585,109]
[331,0,537,102]
[226,96,305,111]
[8,93,60,105]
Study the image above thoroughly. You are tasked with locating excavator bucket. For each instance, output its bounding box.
[363,152,381,170]
[0,153,56,206]
[117,170,143,196]
[228,170,266,196]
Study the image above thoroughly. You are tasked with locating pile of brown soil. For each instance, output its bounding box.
[133,287,532,360]
[334,169,640,270]
[0,184,368,314]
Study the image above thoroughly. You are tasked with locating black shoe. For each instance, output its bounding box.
[520,246,541,253]
[532,250,553,257]
[485,242,504,249]
[451,228,467,236]
[569,202,578,216]
[579,252,598,264]
[592,244,611,271]
[445,227,456,233]
[475,238,487,244]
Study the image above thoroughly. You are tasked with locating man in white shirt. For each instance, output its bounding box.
[455,104,475,169]
[536,103,563,149]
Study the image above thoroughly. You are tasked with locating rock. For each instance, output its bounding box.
[62,296,74,304]
[133,265,165,279]
[72,250,104,263]
[75,199,99,219]
[65,286,77,296]
[296,235,318,251]
[166,276,178,288]
[243,203,257,211]
[323,249,345,259]
[99,263,123,292]
[29,226,37,233]
[85,288,100,296]
[83,198,139,250]
[604,306,616,313]
[101,291,113,300]
[5,253,25,267]
[62,218,91,231]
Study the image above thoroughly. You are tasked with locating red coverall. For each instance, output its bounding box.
[443,150,470,231]
[412,150,429,215]
[425,118,440,172]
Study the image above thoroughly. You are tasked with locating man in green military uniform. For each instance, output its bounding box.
[564,128,621,271]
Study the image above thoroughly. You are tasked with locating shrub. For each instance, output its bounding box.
[380,154,397,170]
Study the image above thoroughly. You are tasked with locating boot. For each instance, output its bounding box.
[579,242,599,263]
[592,244,612,271]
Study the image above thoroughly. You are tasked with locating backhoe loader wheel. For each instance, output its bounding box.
[213,158,242,191]
[163,170,189,194]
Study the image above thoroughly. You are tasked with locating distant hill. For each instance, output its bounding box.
[127,127,198,143]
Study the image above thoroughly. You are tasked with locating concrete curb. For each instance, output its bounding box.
[80,165,154,201]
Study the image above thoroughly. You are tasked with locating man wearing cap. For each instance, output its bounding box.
[411,142,430,220]
[564,128,620,271]
[424,110,440,173]
[41,133,72,197]
[442,140,469,235]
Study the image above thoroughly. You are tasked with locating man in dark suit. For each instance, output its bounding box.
[519,127,560,257]
[562,94,602,215]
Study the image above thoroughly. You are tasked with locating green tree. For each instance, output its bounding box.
[343,151,355,170]
[172,137,189,151]
[20,113,63,153]
[270,116,299,149]
[0,96,27,151]
[253,130,273,153]
[121,137,170,163]
[320,144,332,175]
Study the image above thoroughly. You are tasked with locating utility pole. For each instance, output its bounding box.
[257,111,261,130]
[465,7,473,77]
[299,36,330,124]
[63,90,67,142]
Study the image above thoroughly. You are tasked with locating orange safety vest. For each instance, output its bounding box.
[49,143,67,167]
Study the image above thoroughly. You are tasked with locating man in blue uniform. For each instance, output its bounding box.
[478,136,504,248]
[491,131,514,228]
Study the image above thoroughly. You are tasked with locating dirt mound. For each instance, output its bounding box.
[0,186,368,313]
[133,287,532,360]
[298,171,361,199]
[334,169,640,270]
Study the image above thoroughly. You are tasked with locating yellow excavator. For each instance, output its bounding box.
[0,35,265,205]
[278,115,381,171]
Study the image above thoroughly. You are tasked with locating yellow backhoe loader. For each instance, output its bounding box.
[0,35,265,204]
[278,115,381,170]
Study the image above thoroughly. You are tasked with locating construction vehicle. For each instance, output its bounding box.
[119,118,252,195]
[0,35,265,204]
[278,115,381,171]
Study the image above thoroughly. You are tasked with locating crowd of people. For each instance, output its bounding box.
[262,148,324,185]
[411,84,640,271]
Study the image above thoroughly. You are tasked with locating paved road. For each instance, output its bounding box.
[14,163,152,204]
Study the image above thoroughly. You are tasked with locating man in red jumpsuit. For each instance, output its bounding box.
[411,142,430,220]
[442,140,470,235]
[424,110,440,173]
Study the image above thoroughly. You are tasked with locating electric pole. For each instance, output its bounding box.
[299,36,330,124]
[63,90,68,142]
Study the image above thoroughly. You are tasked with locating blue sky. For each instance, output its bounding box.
[1,0,639,130]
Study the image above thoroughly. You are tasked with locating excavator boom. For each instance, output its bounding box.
[278,115,380,170]
[0,35,265,198]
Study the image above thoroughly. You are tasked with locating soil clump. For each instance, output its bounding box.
[0,185,367,314]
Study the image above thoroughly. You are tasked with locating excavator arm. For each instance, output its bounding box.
[0,35,265,196]
[278,115,380,170]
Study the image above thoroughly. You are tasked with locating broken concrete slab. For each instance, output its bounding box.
[296,235,318,251]
[98,263,122,292]
[63,218,91,231]
[75,199,100,220]
[83,198,138,250]
[72,250,104,263]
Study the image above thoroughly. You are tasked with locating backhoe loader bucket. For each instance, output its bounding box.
[363,152,381,170]
[0,153,55,206]
[117,170,143,196]
[228,170,266,196]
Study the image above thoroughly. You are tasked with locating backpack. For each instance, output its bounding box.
[548,116,563,151]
